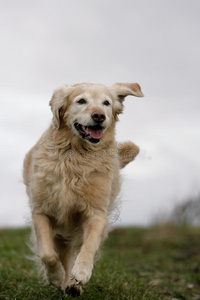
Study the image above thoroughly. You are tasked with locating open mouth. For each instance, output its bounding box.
[74,123,104,144]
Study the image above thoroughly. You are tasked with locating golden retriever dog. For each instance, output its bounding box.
[23,82,143,296]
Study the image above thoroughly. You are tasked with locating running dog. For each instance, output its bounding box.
[23,82,143,296]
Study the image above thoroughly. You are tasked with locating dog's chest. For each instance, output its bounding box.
[36,149,116,221]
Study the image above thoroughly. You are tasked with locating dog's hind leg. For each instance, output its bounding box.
[53,235,82,295]
[32,212,65,289]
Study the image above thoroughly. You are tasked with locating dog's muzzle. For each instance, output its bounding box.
[74,123,105,144]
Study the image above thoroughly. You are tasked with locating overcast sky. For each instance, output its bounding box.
[0,0,200,227]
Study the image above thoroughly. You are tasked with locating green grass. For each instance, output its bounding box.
[1,226,200,299]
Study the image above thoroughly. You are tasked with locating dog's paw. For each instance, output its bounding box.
[46,266,65,289]
[71,262,93,284]
[64,278,83,298]
[42,255,65,289]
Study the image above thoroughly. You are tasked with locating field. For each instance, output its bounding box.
[1,226,200,300]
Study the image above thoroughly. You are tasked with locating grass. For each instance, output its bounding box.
[1,226,200,300]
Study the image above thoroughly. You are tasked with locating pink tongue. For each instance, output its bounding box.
[86,127,104,139]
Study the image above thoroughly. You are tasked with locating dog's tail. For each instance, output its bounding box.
[118,141,140,169]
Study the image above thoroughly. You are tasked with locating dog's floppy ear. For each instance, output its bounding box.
[110,83,144,115]
[49,86,74,129]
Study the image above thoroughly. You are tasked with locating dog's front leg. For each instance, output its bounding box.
[32,212,65,289]
[71,213,107,285]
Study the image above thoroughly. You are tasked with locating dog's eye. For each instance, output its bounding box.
[77,98,87,104]
[103,100,110,106]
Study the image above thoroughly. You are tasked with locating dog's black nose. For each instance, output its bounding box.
[91,111,106,123]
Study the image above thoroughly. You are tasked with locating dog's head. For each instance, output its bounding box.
[49,83,143,144]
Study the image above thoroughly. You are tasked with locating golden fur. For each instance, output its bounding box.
[23,82,143,296]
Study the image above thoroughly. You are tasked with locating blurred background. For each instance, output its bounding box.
[0,0,200,227]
